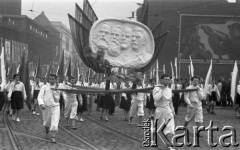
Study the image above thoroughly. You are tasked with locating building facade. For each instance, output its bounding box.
[137,0,240,78]
[51,21,87,76]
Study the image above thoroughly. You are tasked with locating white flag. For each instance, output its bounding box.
[175,57,178,78]
[204,59,212,100]
[1,47,6,87]
[189,56,194,77]
[170,61,175,79]
[231,61,238,104]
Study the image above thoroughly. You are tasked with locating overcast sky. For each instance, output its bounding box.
[22,0,143,28]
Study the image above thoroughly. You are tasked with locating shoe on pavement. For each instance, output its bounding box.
[16,118,20,122]
[33,111,36,115]
[166,146,175,150]
[79,118,84,122]
[36,113,40,116]
[105,117,108,121]
[50,138,56,144]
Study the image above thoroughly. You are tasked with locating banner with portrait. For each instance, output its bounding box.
[179,14,240,64]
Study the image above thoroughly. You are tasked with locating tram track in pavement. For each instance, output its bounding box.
[59,124,99,150]
[83,115,158,150]
[3,108,22,150]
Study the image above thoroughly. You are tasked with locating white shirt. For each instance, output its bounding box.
[38,84,60,107]
[5,82,11,92]
[184,85,203,105]
[131,85,145,101]
[8,81,27,100]
[153,86,172,112]
[207,84,218,95]
[31,81,43,95]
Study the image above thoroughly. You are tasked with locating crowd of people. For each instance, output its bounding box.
[0,72,239,149]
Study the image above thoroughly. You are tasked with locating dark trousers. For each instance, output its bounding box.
[173,94,180,115]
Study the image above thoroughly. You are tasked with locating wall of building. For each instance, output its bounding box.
[144,0,240,79]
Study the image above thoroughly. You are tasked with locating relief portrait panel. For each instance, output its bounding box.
[89,18,154,69]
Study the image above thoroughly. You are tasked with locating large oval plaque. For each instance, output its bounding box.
[89,18,154,69]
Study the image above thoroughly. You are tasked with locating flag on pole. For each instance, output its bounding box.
[35,55,41,77]
[66,56,72,77]
[1,47,6,87]
[57,51,64,82]
[231,61,238,104]
[163,64,165,74]
[170,61,175,79]
[175,57,178,78]
[204,59,212,100]
[150,66,152,79]
[156,59,159,85]
[189,56,194,77]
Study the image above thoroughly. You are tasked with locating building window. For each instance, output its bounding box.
[30,25,32,30]
[36,29,38,34]
[46,34,48,38]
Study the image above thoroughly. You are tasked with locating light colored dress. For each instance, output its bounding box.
[153,86,175,135]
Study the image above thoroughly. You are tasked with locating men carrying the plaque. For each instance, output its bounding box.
[183,76,204,130]
[31,76,42,116]
[8,74,27,122]
[64,76,80,129]
[153,74,175,150]
[38,74,60,143]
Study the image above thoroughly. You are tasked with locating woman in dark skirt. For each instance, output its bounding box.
[8,74,27,122]
[145,79,156,118]
[119,81,131,121]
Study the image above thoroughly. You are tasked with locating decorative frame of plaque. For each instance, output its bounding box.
[89,18,154,69]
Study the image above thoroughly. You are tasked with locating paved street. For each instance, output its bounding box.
[0,103,240,150]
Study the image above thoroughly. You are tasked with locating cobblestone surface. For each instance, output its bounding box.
[1,102,240,150]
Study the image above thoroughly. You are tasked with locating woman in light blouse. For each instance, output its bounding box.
[8,74,27,122]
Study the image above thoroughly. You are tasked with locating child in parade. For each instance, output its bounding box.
[119,80,131,121]
[183,76,204,130]
[31,76,42,116]
[129,78,146,126]
[206,79,220,114]
[145,79,156,118]
[153,74,175,150]
[8,74,27,122]
[64,76,80,129]
[38,74,60,143]
[100,76,114,121]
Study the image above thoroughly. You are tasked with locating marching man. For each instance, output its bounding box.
[153,74,175,150]
[183,76,204,130]
[38,74,60,143]
[64,76,80,129]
